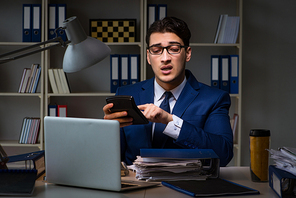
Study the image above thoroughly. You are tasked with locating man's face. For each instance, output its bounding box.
[147,32,191,90]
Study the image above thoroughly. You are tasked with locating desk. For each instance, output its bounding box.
[6,167,278,198]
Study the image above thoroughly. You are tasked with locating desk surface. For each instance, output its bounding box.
[6,166,278,198]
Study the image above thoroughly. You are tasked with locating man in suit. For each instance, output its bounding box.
[103,17,233,166]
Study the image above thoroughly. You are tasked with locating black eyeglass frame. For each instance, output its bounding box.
[147,44,188,55]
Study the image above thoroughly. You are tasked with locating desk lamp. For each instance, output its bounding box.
[0,16,111,73]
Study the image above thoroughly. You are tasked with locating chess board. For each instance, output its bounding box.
[90,19,136,43]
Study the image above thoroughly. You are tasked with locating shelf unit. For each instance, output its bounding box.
[1,0,242,165]
[0,0,46,150]
[43,0,143,120]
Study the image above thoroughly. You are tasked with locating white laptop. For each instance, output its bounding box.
[44,116,158,191]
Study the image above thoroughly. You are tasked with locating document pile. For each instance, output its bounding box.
[129,149,220,181]
[268,147,296,176]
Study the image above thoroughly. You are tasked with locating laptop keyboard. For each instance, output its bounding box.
[0,169,37,195]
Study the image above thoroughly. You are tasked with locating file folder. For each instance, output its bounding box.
[48,104,58,116]
[129,54,140,85]
[48,4,57,40]
[147,4,157,29]
[220,55,230,92]
[269,165,296,198]
[110,54,120,93]
[158,4,167,20]
[211,55,220,89]
[229,55,239,94]
[120,55,129,87]
[6,150,45,178]
[0,169,37,196]
[31,4,41,42]
[23,4,32,42]
[57,4,67,41]
[57,105,67,117]
[162,178,259,197]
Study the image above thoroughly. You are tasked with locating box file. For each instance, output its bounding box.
[57,4,67,41]
[230,55,239,94]
[48,104,58,116]
[110,54,120,93]
[57,105,67,117]
[158,4,167,20]
[120,55,129,87]
[129,54,140,85]
[147,4,157,29]
[211,55,220,89]
[269,165,296,198]
[48,4,57,40]
[6,151,45,178]
[31,4,41,42]
[220,55,230,92]
[22,4,32,42]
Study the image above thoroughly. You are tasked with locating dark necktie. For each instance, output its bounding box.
[152,91,173,148]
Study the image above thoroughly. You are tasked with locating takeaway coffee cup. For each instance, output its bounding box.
[249,129,270,182]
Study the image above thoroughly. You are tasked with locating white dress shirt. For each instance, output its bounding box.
[153,78,187,140]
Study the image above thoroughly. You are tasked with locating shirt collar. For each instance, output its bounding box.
[154,77,187,101]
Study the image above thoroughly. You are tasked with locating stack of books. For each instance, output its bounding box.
[19,117,40,144]
[48,68,70,94]
[18,64,41,93]
[214,14,240,44]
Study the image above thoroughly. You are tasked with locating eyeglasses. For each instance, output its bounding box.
[147,45,187,55]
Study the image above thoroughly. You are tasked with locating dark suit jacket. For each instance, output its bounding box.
[116,70,233,166]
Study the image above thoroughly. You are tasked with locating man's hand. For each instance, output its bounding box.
[103,103,133,128]
[138,104,173,124]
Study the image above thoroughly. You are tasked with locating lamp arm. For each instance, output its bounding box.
[0,144,8,169]
[0,37,70,64]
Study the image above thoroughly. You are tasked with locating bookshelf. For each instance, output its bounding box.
[0,0,45,150]
[0,0,242,165]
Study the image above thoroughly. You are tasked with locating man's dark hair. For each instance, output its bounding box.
[146,17,191,47]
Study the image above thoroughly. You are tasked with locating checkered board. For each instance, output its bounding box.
[90,19,136,43]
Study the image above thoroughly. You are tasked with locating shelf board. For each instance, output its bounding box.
[0,140,41,148]
[190,43,240,47]
[0,93,42,97]
[106,42,141,46]
[0,42,40,46]
[47,92,115,97]
[230,94,239,98]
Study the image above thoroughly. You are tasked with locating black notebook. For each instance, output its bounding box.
[0,169,37,196]
[162,178,260,197]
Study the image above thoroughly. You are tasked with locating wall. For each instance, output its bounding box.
[241,0,296,165]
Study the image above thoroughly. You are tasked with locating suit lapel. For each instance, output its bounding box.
[138,78,154,105]
[138,78,154,145]
[172,70,200,118]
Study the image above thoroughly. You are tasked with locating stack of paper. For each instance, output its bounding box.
[130,156,204,181]
[128,149,220,181]
[268,147,296,176]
